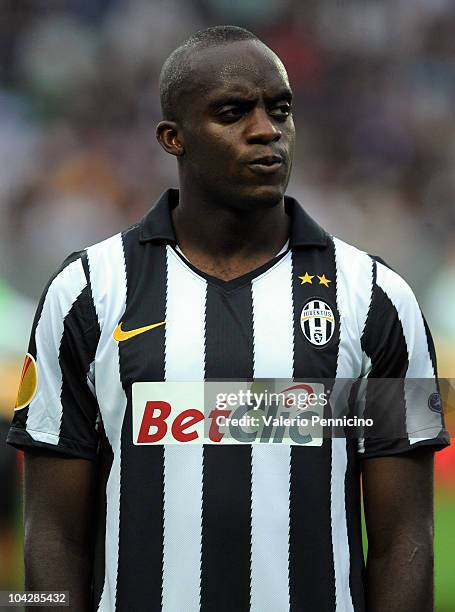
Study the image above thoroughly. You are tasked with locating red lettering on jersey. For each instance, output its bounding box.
[137,400,171,443]
[171,409,204,442]
[281,384,314,409]
[208,409,231,442]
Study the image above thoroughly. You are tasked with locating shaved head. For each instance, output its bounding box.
[159,25,261,121]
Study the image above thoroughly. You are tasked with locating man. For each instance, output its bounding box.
[7,25,450,612]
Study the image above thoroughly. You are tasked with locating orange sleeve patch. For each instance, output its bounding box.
[15,353,38,410]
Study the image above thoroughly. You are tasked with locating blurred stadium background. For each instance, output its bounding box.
[0,0,453,609]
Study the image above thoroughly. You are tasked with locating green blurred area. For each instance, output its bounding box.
[360,488,455,612]
[434,491,455,612]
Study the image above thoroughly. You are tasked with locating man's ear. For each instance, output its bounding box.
[156,121,184,157]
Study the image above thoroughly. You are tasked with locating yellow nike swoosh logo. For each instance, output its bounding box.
[113,320,166,342]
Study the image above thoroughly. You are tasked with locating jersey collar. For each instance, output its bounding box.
[139,188,328,248]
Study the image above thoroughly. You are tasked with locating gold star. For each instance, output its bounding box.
[299,272,315,285]
[317,274,332,287]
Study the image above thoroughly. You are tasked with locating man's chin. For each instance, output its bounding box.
[239,184,286,210]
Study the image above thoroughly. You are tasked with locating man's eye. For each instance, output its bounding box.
[270,104,291,119]
[218,106,245,120]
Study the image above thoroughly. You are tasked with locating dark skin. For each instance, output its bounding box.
[362,449,435,612]
[24,451,95,612]
[24,39,435,611]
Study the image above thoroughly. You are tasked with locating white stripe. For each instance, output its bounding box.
[375,262,441,444]
[250,445,291,612]
[162,446,204,612]
[332,238,374,612]
[87,234,128,612]
[161,246,206,612]
[251,253,293,612]
[26,259,87,444]
[252,252,294,378]
[331,437,352,612]
[164,247,206,381]
[333,238,374,378]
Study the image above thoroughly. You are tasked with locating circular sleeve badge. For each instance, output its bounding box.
[428,392,443,413]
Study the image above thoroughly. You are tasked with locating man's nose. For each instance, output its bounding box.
[246,107,282,144]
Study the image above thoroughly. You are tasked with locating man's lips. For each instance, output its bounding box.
[247,155,284,174]
[248,154,283,166]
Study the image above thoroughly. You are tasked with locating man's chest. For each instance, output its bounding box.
[112,247,352,386]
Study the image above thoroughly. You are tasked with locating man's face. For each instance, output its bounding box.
[177,40,295,209]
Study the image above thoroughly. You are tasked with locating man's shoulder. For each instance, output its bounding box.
[40,221,141,304]
[84,221,141,258]
[329,234,375,284]
[331,235,413,292]
[326,234,421,324]
[331,234,372,262]
[83,190,175,259]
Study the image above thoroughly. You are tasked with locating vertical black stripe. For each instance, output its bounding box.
[205,284,254,379]
[58,284,100,454]
[289,440,335,611]
[81,249,100,333]
[116,233,167,611]
[422,315,438,377]
[361,283,409,455]
[201,283,253,611]
[292,246,340,379]
[200,445,252,611]
[290,244,338,611]
[371,257,377,288]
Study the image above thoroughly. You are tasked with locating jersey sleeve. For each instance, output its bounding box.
[357,258,450,458]
[7,251,101,461]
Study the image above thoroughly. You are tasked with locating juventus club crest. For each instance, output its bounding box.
[300,299,335,347]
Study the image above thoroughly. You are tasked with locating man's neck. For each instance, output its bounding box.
[171,188,290,281]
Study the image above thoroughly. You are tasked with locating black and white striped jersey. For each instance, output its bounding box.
[8,189,449,612]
